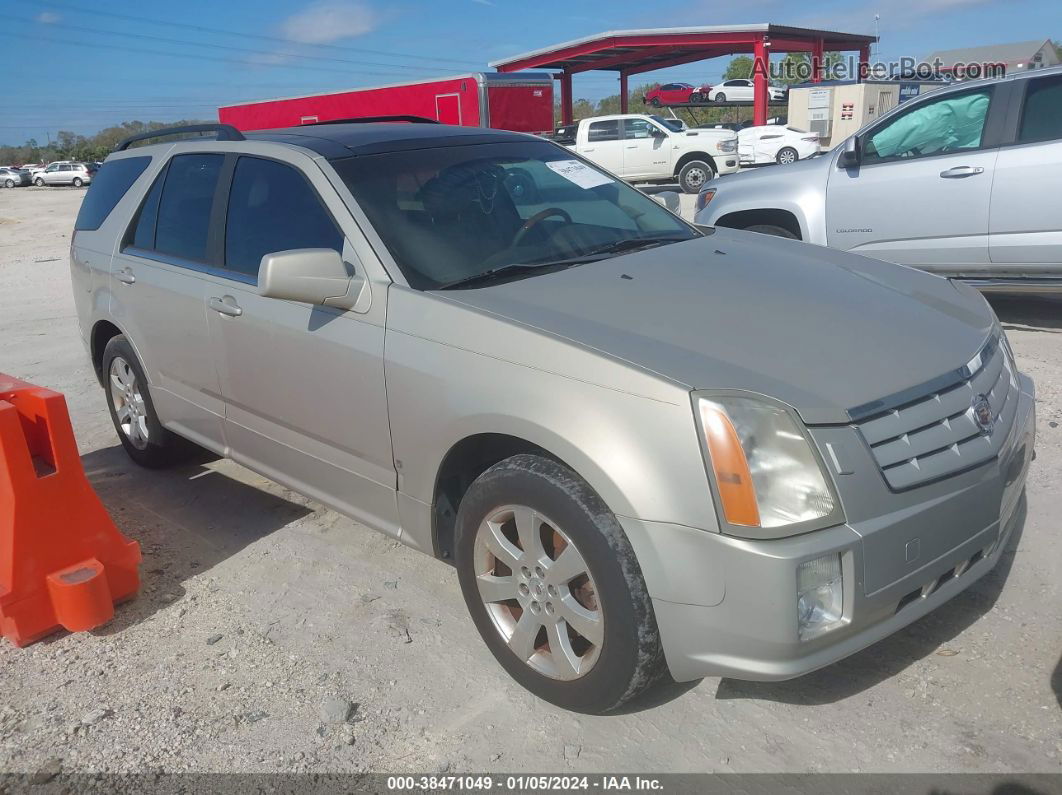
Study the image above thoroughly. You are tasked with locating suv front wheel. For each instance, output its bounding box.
[455,454,665,713]
[102,335,189,468]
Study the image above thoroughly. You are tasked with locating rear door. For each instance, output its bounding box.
[109,151,227,449]
[204,152,399,536]
[825,85,1003,272]
[989,73,1062,274]
[576,119,625,175]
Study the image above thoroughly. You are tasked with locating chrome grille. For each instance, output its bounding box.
[854,336,1018,490]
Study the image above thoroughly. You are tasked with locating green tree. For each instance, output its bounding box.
[723,55,754,80]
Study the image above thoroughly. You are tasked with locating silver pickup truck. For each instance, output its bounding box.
[696,66,1062,293]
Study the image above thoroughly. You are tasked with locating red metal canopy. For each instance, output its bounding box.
[490,24,877,126]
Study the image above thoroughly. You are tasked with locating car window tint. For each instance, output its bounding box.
[864,88,992,163]
[587,120,620,142]
[130,167,166,250]
[224,156,344,280]
[74,156,151,231]
[1018,75,1062,144]
[154,153,223,262]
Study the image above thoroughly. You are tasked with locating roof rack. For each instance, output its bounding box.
[300,115,440,126]
[115,123,246,152]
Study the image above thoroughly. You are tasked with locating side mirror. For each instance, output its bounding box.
[838,136,861,168]
[651,126,668,138]
[257,248,365,310]
[651,191,681,213]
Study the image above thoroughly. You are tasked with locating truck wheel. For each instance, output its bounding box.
[455,454,665,714]
[678,160,714,194]
[776,147,799,165]
[102,335,191,469]
[745,223,798,239]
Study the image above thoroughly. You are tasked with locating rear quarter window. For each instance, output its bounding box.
[74,156,151,231]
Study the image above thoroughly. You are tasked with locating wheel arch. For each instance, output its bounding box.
[90,319,126,387]
[429,425,634,564]
[714,208,804,239]
[674,151,717,177]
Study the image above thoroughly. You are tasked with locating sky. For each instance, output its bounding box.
[0,0,1057,144]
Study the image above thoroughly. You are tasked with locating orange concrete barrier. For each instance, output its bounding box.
[0,373,140,646]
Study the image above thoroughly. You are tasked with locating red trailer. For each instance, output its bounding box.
[219,72,555,134]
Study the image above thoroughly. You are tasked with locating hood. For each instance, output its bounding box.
[441,230,995,424]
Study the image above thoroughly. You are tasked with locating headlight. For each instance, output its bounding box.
[695,394,842,537]
[696,187,717,213]
[718,139,738,153]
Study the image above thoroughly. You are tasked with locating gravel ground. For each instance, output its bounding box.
[0,186,1060,776]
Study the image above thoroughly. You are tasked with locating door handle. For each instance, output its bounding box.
[209,296,243,317]
[115,268,135,285]
[939,165,984,178]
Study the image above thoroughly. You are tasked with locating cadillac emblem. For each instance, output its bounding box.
[971,394,994,435]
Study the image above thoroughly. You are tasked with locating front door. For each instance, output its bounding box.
[204,153,399,536]
[989,73,1062,275]
[109,153,227,449]
[621,118,670,179]
[825,85,1001,272]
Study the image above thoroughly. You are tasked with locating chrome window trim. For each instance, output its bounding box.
[121,245,257,286]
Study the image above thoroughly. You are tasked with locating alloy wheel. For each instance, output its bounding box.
[473,504,603,681]
[109,356,150,450]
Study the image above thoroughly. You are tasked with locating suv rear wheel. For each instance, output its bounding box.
[102,335,189,468]
[34,177,44,187]
[455,454,664,713]
[72,177,84,187]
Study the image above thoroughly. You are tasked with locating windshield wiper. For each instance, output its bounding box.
[434,236,691,291]
[435,259,593,290]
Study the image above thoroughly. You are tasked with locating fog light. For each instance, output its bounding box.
[797,554,843,640]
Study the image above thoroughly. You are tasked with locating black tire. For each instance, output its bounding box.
[677,159,714,194]
[714,92,727,103]
[650,97,661,108]
[455,454,665,714]
[776,147,799,165]
[690,92,703,104]
[101,335,190,468]
[745,223,798,239]
[72,177,84,187]
[3,179,13,189]
[34,177,44,187]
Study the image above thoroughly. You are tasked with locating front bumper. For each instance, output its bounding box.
[715,156,740,175]
[624,374,1035,682]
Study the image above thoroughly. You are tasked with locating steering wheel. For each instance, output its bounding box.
[512,207,573,248]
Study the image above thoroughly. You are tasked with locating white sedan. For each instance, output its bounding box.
[706,79,787,103]
[737,125,820,165]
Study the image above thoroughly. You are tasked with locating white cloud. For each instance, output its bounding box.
[280,1,378,45]
[36,11,61,24]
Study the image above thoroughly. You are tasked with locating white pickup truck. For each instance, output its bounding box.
[551,114,739,193]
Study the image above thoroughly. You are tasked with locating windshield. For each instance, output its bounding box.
[331,140,697,290]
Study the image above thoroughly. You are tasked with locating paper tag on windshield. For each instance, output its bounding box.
[546,159,613,189]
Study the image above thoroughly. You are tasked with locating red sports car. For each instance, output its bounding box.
[644,83,695,107]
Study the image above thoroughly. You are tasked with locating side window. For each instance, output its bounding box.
[224,156,344,280]
[1018,75,1062,144]
[154,153,223,263]
[59,164,71,172]
[128,166,166,251]
[74,156,151,231]
[863,88,993,164]
[623,119,657,140]
[587,120,620,142]
[46,164,58,172]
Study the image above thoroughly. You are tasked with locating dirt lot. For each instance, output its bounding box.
[0,186,1060,776]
